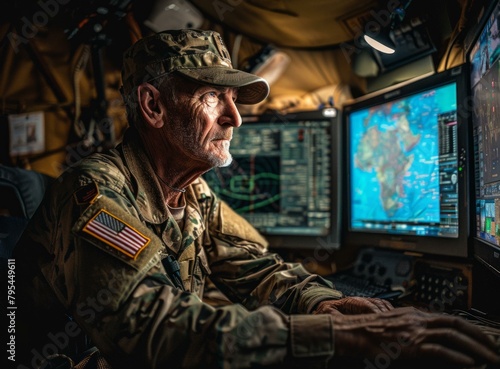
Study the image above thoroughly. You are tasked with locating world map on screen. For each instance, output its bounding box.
[349,83,457,225]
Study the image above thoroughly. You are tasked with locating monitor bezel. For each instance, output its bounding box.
[221,109,342,251]
[341,65,471,258]
[465,0,500,276]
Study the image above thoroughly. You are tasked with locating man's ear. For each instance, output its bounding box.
[137,83,165,129]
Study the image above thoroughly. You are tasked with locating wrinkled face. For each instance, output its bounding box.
[160,77,242,169]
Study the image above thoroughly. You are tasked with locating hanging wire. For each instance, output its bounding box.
[73,44,91,138]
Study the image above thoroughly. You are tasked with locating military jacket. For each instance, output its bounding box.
[14,130,343,369]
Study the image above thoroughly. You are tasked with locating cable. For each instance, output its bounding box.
[443,0,475,69]
[73,44,91,138]
[231,34,243,69]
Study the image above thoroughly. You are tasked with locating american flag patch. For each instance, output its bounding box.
[83,209,150,259]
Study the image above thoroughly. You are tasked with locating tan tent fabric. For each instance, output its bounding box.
[0,0,477,176]
[0,22,128,177]
[192,0,380,47]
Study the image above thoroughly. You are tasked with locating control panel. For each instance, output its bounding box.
[410,259,472,312]
[350,248,415,288]
[347,248,473,311]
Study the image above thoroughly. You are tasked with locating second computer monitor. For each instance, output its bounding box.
[203,110,341,250]
[342,66,470,258]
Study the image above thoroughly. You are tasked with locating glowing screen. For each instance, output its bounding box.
[204,119,333,236]
[347,83,460,237]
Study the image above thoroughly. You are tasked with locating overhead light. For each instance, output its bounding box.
[363,0,413,54]
[364,28,395,54]
[368,19,437,73]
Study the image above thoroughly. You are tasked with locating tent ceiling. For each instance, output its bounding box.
[191,0,381,48]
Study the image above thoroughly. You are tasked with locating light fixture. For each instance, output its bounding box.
[144,0,203,32]
[364,26,396,54]
[363,0,413,54]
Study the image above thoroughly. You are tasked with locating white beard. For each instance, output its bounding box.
[219,154,233,167]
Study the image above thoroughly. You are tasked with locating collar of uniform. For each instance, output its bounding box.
[121,128,171,224]
[120,129,206,253]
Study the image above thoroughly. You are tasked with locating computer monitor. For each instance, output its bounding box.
[202,109,341,250]
[342,66,470,258]
[467,0,500,278]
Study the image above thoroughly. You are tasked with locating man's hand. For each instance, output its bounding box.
[331,306,500,368]
[314,296,394,315]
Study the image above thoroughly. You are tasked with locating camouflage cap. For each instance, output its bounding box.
[121,29,270,104]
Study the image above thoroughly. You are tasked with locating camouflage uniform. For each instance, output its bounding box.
[15,29,342,369]
[15,129,343,369]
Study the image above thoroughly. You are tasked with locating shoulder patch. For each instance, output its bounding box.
[73,195,161,270]
[72,195,162,311]
[83,209,150,260]
[74,182,99,205]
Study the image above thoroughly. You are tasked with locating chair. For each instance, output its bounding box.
[0,165,53,269]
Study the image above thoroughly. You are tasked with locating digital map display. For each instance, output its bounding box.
[204,121,333,236]
[348,82,459,237]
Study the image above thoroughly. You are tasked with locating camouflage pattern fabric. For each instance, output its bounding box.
[121,29,269,105]
[14,128,343,369]
[121,29,233,95]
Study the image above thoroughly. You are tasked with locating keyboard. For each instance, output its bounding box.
[327,273,390,298]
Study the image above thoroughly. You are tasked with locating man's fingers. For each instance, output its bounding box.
[427,314,500,352]
[339,297,394,314]
[420,328,500,365]
[332,306,500,368]
[418,343,475,367]
[366,298,394,312]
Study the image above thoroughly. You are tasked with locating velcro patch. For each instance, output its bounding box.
[74,182,99,205]
[83,209,150,260]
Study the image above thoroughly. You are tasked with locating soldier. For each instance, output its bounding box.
[14,29,499,369]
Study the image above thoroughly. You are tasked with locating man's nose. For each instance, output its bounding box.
[219,94,242,127]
